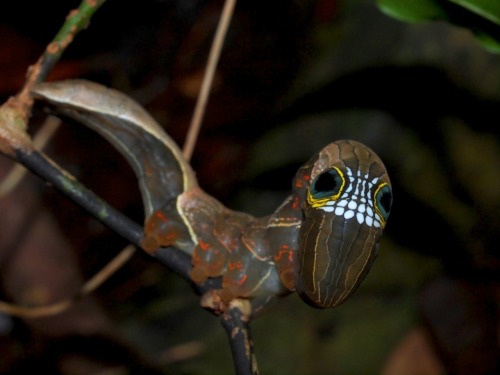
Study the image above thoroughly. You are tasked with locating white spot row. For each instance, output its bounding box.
[320,205,382,228]
[318,167,382,228]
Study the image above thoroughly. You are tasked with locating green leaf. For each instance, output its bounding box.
[376,0,447,22]
[475,30,500,52]
[448,0,500,25]
[377,0,500,53]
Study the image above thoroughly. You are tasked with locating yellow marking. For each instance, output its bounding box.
[245,265,274,296]
[373,182,389,229]
[306,166,346,208]
[267,220,301,228]
[335,228,376,306]
[177,194,199,249]
[310,211,330,300]
[241,236,271,262]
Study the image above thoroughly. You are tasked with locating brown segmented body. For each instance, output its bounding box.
[32,80,392,310]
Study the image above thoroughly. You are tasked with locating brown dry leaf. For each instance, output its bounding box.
[382,326,445,375]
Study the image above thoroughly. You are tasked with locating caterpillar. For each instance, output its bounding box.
[32,80,392,312]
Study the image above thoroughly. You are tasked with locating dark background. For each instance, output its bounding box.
[0,0,499,374]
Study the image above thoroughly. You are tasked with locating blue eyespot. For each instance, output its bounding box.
[310,168,343,200]
[374,184,392,221]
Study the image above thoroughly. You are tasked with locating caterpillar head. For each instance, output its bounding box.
[293,140,392,308]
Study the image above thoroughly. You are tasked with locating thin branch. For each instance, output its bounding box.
[2,3,261,373]
[0,0,107,157]
[0,245,136,318]
[221,299,259,375]
[182,0,237,161]
[15,150,187,275]
[19,0,108,102]
[81,245,136,294]
[13,148,220,295]
[0,116,60,197]
[159,341,205,365]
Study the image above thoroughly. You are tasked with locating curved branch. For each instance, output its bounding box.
[0,245,136,318]
[1,0,107,157]
[14,147,222,295]
[221,300,260,375]
[0,116,60,197]
[14,146,255,375]
[20,0,107,98]
[14,149,193,279]
[2,2,261,373]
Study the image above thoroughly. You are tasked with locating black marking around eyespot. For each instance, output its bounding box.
[375,184,392,220]
[310,169,343,199]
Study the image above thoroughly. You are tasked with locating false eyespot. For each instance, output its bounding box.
[374,183,392,224]
[307,167,345,208]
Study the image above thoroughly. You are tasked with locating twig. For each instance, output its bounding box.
[0,0,107,157]
[182,0,237,161]
[0,245,136,318]
[13,148,221,295]
[221,299,260,375]
[159,341,205,365]
[19,0,108,103]
[81,245,136,294]
[15,150,189,276]
[2,2,259,373]
[0,116,60,197]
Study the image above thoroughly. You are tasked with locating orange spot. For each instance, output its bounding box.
[237,274,248,286]
[274,245,296,266]
[275,244,291,262]
[159,230,179,244]
[155,211,168,223]
[46,42,59,54]
[199,240,212,251]
[280,269,297,291]
[228,261,243,271]
[192,252,202,266]
[296,174,310,188]
[292,196,300,209]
